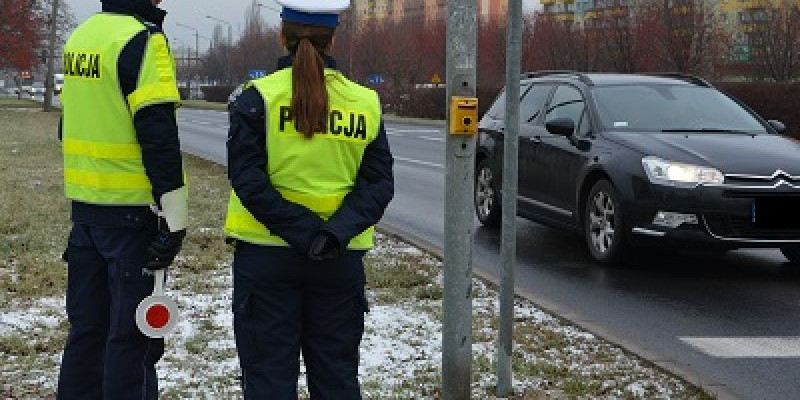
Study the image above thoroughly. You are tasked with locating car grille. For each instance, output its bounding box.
[705,214,800,240]
[724,172,800,189]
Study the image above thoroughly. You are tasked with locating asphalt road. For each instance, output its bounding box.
[176,108,800,400]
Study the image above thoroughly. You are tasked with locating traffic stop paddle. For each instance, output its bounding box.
[135,269,179,338]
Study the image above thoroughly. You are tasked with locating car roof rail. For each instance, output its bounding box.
[522,70,594,85]
[644,72,711,87]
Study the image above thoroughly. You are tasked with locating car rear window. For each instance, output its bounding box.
[592,85,767,133]
[486,84,530,120]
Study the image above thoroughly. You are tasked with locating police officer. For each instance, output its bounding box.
[225,0,394,398]
[57,0,187,399]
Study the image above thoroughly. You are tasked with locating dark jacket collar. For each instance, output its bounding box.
[101,0,166,27]
[276,54,338,72]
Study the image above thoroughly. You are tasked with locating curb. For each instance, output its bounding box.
[375,221,740,400]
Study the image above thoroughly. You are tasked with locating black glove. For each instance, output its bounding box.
[146,218,187,271]
[308,231,341,261]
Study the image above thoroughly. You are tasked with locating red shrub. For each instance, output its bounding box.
[716,82,800,139]
[201,86,238,103]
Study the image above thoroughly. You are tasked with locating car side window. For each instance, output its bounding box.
[545,85,586,132]
[520,84,553,123]
[486,89,506,120]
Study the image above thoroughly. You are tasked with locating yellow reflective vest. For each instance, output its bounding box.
[61,13,180,205]
[224,68,381,250]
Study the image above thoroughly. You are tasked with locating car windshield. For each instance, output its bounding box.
[33,82,44,88]
[592,85,767,133]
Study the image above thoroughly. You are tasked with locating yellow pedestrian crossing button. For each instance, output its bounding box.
[449,96,478,135]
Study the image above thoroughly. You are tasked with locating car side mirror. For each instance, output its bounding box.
[545,118,575,137]
[768,120,787,134]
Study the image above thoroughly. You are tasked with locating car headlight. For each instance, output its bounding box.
[642,157,724,187]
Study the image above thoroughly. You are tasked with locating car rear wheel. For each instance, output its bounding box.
[781,246,800,264]
[475,159,501,228]
[585,180,629,264]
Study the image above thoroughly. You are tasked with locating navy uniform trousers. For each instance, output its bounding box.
[57,206,163,400]
[233,242,369,399]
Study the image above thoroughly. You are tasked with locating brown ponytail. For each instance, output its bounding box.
[282,22,335,139]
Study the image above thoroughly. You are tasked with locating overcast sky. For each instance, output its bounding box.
[64,0,538,53]
[63,0,282,52]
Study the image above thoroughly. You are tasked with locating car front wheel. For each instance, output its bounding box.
[585,180,629,264]
[475,159,501,228]
[781,246,800,264]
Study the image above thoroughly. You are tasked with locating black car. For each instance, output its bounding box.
[475,71,800,264]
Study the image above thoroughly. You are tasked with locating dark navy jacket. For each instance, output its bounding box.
[70,0,183,225]
[227,56,394,253]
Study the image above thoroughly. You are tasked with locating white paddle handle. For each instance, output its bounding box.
[153,269,165,296]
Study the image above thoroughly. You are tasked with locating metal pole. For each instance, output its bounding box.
[195,30,199,100]
[443,0,477,398]
[228,24,233,84]
[186,41,192,101]
[43,0,59,112]
[497,0,522,397]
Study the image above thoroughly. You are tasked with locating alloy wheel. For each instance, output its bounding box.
[476,166,495,220]
[588,190,615,255]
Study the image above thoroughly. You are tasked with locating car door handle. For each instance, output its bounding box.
[525,136,543,144]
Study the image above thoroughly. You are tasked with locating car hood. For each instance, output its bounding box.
[602,131,800,176]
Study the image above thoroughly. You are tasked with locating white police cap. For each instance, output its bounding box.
[275,0,350,27]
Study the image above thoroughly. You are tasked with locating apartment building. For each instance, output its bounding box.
[350,0,506,28]
[718,0,798,62]
[540,0,797,63]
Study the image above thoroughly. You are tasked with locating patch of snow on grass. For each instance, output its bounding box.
[360,302,441,379]
[0,296,63,336]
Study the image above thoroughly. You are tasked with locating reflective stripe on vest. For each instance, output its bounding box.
[224,68,381,250]
[62,13,181,205]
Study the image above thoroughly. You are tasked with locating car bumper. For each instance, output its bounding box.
[625,178,800,248]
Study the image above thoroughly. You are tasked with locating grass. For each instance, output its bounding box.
[181,100,228,111]
[0,97,41,108]
[0,109,68,307]
[0,108,713,399]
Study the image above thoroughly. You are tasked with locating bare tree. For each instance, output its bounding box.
[229,0,282,83]
[349,20,392,83]
[593,1,642,72]
[522,12,599,72]
[36,0,76,43]
[747,0,800,81]
[202,25,231,84]
[642,0,729,75]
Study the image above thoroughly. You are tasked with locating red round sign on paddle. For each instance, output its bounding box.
[136,269,179,338]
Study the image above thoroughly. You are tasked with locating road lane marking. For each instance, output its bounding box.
[385,130,444,142]
[680,337,800,358]
[394,156,444,169]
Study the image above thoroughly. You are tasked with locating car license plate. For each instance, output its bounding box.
[753,197,800,229]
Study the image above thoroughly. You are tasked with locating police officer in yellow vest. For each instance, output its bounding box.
[225,0,394,397]
[57,0,187,398]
